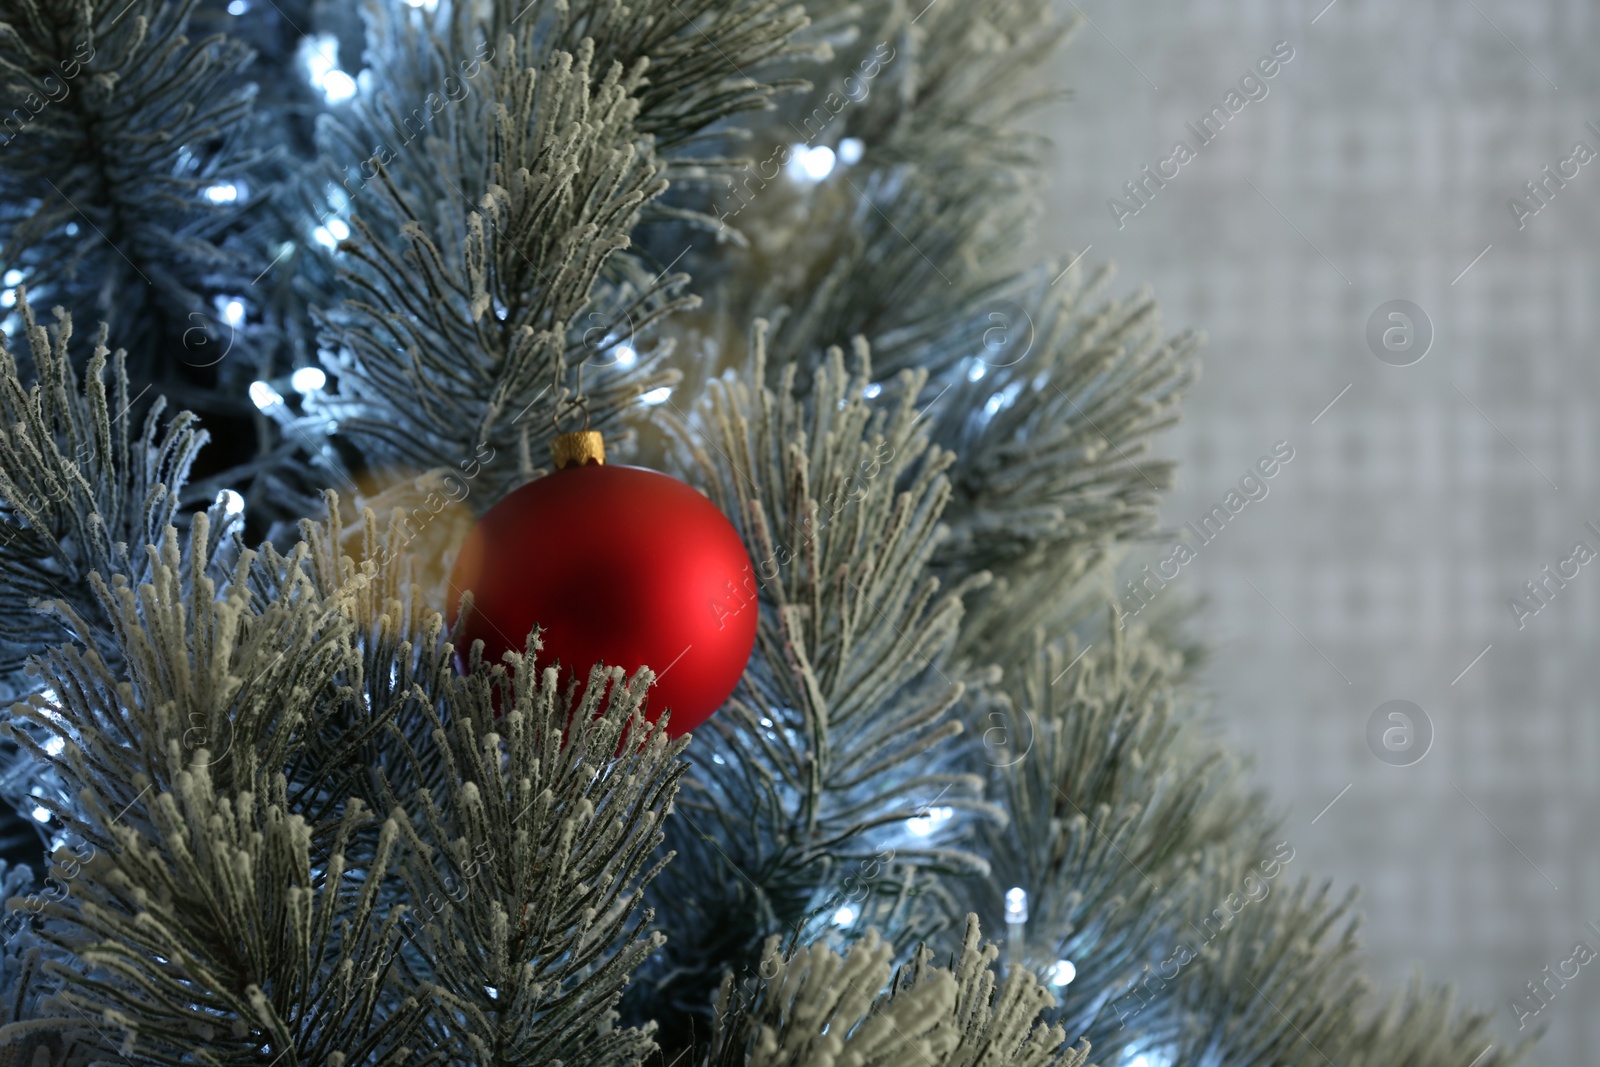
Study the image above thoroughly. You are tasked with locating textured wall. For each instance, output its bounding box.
[1027,2,1595,1063]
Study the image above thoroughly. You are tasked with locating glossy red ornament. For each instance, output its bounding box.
[448,442,757,737]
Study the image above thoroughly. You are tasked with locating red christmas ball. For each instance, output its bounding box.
[448,447,757,737]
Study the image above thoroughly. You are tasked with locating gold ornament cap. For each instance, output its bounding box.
[551,430,605,469]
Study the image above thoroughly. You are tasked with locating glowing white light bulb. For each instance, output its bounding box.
[227,0,248,12]
[1048,959,1076,987]
[838,137,864,164]
[222,299,246,327]
[786,145,837,182]
[806,146,836,179]
[204,183,239,203]
[1124,1051,1174,1067]
[44,736,65,756]
[863,382,882,399]
[31,806,50,823]
[1005,886,1028,924]
[249,381,284,411]
[967,363,986,382]
[327,218,350,241]
[301,35,357,103]
[290,366,327,393]
[907,806,953,837]
[3,270,22,286]
[323,70,357,102]
[216,489,245,517]
[833,906,856,926]
[613,344,637,368]
[641,387,672,406]
[302,36,336,82]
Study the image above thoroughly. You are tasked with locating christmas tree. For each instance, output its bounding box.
[0,0,1522,1064]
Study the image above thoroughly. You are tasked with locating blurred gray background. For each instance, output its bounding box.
[1027,0,1596,1062]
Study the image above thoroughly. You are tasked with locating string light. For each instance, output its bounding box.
[249,381,284,411]
[300,35,356,103]
[1005,887,1028,924]
[787,145,836,182]
[1124,1050,1174,1067]
[290,367,327,393]
[1005,886,1028,968]
[907,806,953,837]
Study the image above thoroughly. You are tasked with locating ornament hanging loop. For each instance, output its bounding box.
[553,352,593,435]
[552,388,592,435]
[550,345,604,467]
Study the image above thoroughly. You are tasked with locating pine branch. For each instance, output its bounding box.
[15,786,428,1066]
[0,0,268,369]
[1152,877,1368,1066]
[963,625,1262,1059]
[639,327,997,1039]
[317,32,682,497]
[0,487,689,1064]
[0,859,92,1067]
[313,0,814,500]
[701,0,1080,379]
[375,641,687,1067]
[0,295,209,678]
[0,510,419,1063]
[927,268,1200,664]
[675,0,1199,669]
[706,915,1095,1067]
[1337,978,1531,1067]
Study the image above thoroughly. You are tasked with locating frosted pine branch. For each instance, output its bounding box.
[0,296,210,677]
[640,326,998,1038]
[707,916,1095,1067]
